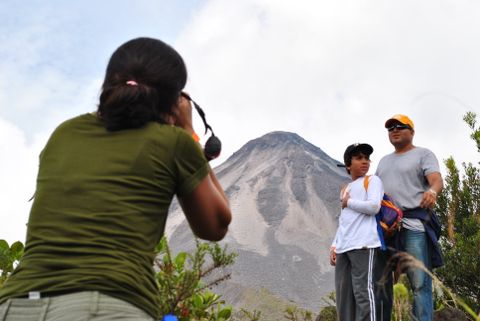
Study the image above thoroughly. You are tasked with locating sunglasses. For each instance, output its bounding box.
[387,124,410,132]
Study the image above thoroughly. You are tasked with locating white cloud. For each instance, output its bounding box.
[0,118,44,244]
[1,0,480,242]
[0,67,101,242]
[177,0,480,170]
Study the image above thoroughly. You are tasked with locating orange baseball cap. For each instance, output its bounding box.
[385,114,414,129]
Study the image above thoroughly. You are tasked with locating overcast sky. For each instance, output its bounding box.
[1,0,479,244]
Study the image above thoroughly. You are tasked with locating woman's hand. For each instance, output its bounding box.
[171,93,194,135]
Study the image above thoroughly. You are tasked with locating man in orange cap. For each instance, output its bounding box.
[376,114,444,321]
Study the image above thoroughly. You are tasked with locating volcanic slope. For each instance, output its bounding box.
[166,131,349,311]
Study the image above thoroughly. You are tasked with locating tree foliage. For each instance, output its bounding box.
[0,240,24,287]
[436,111,480,313]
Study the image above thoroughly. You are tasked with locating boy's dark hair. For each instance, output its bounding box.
[98,37,187,131]
[343,143,373,174]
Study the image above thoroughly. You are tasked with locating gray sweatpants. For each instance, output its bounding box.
[335,248,390,321]
[0,291,154,321]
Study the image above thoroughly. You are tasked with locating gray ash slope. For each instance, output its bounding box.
[166,131,349,311]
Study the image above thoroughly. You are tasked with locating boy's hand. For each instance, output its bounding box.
[341,192,350,209]
[329,247,336,266]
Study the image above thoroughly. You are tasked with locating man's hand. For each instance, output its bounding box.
[420,172,443,209]
[329,247,337,266]
[420,189,437,209]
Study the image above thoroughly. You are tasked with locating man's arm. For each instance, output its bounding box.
[420,172,444,209]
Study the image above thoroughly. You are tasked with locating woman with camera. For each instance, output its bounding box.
[0,37,231,321]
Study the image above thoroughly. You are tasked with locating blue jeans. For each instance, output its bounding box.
[404,229,432,321]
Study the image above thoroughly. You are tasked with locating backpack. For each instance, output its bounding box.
[363,176,403,250]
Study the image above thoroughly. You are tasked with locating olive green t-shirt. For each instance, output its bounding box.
[0,113,209,318]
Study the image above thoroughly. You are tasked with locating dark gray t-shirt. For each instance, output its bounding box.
[376,146,440,231]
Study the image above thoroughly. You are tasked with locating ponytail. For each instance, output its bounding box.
[99,82,165,131]
[97,37,187,131]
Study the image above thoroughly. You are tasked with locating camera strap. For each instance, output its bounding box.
[180,92,215,136]
[180,92,222,161]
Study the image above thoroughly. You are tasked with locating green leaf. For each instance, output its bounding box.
[155,237,167,253]
[217,306,232,319]
[174,252,187,270]
[0,240,8,252]
[0,255,9,270]
[193,294,203,308]
[9,241,24,259]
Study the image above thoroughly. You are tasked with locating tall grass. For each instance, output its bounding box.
[388,251,479,321]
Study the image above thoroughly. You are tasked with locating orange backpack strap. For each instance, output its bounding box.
[363,175,370,191]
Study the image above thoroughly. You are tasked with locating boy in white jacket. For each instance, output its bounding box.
[330,143,390,321]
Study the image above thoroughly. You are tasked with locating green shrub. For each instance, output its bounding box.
[155,237,237,320]
[316,306,337,321]
[393,282,410,321]
[0,239,24,287]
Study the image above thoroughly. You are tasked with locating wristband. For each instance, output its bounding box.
[428,188,437,197]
